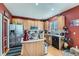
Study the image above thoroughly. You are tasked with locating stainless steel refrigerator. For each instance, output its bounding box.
[9,24,24,48]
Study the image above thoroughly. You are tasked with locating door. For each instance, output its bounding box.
[2,19,8,53]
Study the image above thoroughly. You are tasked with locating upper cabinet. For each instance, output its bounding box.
[12,18,23,24]
[37,21,44,30]
[34,20,38,27]
[12,18,44,30]
[44,21,49,30]
[27,20,35,30]
[22,20,28,30]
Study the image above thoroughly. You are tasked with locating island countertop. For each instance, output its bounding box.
[21,38,46,43]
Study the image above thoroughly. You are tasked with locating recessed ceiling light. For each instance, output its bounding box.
[51,8,54,11]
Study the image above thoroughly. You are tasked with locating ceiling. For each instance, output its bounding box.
[4,3,79,20]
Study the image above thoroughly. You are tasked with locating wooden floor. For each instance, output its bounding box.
[20,45,64,56]
[47,46,64,56]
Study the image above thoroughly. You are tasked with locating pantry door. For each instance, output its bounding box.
[2,19,8,53]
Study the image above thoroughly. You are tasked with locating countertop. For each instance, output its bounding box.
[45,34,64,37]
[21,38,45,43]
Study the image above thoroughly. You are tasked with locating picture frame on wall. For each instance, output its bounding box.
[70,19,79,26]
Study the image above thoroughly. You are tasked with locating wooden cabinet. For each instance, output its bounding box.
[12,18,23,24]
[23,20,33,30]
[38,21,44,30]
[40,21,44,30]
[21,39,45,56]
[34,20,38,27]
[29,20,34,27]
[27,20,30,30]
[37,21,40,29]
[27,20,35,30]
[44,21,49,30]
[45,34,52,45]
[12,18,44,30]
[31,20,35,26]
[12,18,17,24]
[22,20,28,30]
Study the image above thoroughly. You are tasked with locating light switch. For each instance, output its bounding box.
[73,32,76,35]
[76,45,78,49]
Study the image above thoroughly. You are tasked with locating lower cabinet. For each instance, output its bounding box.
[21,40,45,56]
[44,34,52,45]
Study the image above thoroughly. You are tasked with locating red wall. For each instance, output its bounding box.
[0,3,12,53]
[60,6,79,47]
[0,3,12,22]
[1,3,79,47]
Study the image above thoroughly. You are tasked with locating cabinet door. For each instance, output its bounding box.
[31,20,34,26]
[45,21,49,30]
[27,20,33,30]
[12,18,23,24]
[38,21,44,30]
[23,20,28,30]
[34,20,38,27]
[40,21,44,30]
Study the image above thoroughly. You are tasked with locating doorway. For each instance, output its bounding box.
[2,18,8,53]
[2,16,9,55]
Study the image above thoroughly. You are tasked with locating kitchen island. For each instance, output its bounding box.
[21,38,46,56]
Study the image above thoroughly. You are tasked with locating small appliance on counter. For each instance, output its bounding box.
[28,30,39,40]
[28,26,39,40]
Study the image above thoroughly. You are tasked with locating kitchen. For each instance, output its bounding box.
[0,3,79,56]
